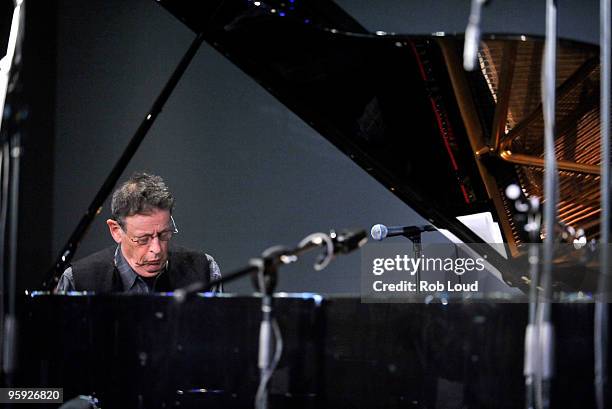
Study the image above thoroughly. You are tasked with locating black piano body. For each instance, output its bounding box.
[19,293,604,409]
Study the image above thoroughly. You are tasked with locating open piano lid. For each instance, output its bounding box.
[156,1,601,263]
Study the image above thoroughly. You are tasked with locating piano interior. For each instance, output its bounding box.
[157,1,606,256]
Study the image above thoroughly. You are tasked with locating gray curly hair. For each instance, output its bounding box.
[111,172,175,227]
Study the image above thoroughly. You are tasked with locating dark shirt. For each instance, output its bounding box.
[56,245,221,293]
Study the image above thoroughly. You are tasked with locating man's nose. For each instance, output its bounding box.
[148,235,162,253]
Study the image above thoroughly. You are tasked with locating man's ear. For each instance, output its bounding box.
[107,219,123,244]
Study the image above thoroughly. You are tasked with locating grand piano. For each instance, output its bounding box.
[18,0,610,408]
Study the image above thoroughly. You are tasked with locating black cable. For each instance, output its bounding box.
[255,318,283,409]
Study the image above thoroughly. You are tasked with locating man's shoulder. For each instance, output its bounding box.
[168,245,210,265]
[169,244,201,256]
[163,245,222,291]
[71,246,116,270]
[69,246,117,292]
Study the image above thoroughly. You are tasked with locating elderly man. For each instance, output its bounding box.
[55,173,221,293]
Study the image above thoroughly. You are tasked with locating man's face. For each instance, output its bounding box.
[107,208,172,277]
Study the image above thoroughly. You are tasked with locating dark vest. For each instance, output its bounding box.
[71,245,211,293]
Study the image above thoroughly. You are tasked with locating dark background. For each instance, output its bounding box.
[3,0,600,293]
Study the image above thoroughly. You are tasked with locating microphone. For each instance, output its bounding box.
[370,224,437,241]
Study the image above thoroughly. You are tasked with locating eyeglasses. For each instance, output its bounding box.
[121,216,179,247]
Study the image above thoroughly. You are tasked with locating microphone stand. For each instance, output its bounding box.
[173,229,366,409]
[595,0,611,407]
[398,225,436,294]
[463,0,490,71]
[403,229,426,294]
[537,1,558,408]
[173,239,323,299]
[252,246,284,409]
[522,196,542,409]
[174,229,366,299]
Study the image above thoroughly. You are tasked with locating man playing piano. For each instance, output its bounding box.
[55,172,221,293]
